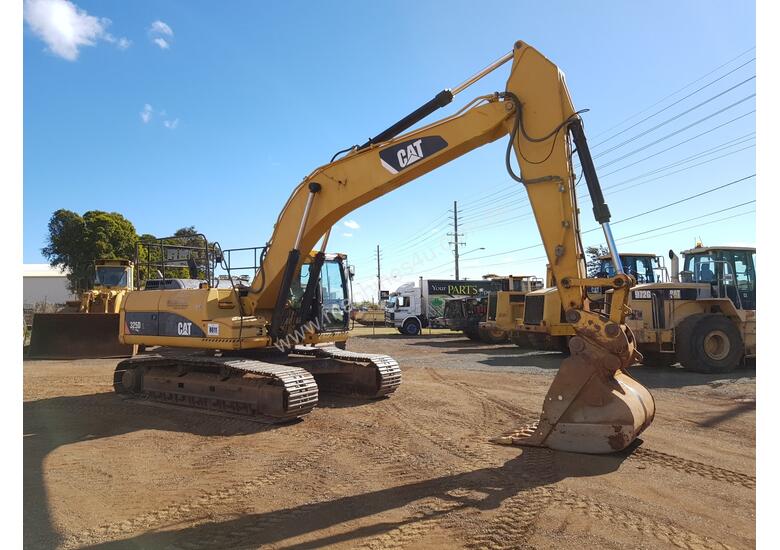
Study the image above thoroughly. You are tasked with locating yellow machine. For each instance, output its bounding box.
[625,245,756,372]
[114,40,655,453]
[513,253,666,351]
[28,259,136,358]
[351,307,386,326]
[478,276,544,343]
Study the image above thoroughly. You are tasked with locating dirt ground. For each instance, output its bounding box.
[24,330,755,549]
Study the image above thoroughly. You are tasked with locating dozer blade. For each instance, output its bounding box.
[27,313,135,359]
[492,336,655,454]
[290,345,402,398]
[113,355,318,422]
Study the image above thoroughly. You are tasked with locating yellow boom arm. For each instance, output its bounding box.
[247,40,654,453]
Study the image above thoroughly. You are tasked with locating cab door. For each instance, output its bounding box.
[727,249,756,310]
[320,260,349,331]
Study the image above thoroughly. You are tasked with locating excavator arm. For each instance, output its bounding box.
[246,40,654,453]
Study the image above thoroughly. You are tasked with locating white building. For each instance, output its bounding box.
[23,264,76,308]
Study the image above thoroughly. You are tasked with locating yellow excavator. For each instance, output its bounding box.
[114,40,655,453]
[28,258,136,358]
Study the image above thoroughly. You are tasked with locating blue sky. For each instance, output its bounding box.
[23,0,755,301]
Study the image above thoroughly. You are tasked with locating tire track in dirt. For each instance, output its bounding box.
[63,436,340,549]
[433,371,756,491]
[632,448,755,489]
[551,488,735,550]
[407,373,739,550]
[164,434,404,550]
[355,494,469,550]
[358,401,552,549]
[425,368,536,422]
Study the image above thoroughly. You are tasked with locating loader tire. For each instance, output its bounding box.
[676,313,743,374]
[335,341,347,350]
[478,326,509,344]
[464,329,481,341]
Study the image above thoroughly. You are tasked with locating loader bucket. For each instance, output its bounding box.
[27,313,135,359]
[493,336,655,454]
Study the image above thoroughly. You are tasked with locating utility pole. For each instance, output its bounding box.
[376,244,381,304]
[448,200,465,280]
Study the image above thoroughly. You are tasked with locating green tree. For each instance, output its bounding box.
[42,209,139,292]
[136,226,210,283]
[585,245,611,277]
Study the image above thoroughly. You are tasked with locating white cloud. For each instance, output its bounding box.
[149,20,173,49]
[342,233,353,238]
[343,220,360,230]
[24,0,129,60]
[141,104,180,128]
[150,20,173,36]
[140,104,153,124]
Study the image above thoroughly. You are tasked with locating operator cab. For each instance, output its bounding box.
[597,253,667,284]
[680,246,756,310]
[94,259,133,289]
[298,253,353,332]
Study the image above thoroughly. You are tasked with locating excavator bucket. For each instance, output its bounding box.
[27,313,136,359]
[493,335,655,454]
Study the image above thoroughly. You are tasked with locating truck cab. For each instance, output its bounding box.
[385,282,422,335]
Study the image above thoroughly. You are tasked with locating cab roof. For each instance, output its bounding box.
[95,258,133,267]
[681,246,756,255]
[597,253,657,260]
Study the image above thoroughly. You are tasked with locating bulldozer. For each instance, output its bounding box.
[27,259,137,359]
[113,40,655,453]
[623,245,755,372]
[512,253,667,351]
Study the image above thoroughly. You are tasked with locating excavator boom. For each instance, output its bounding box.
[118,41,655,452]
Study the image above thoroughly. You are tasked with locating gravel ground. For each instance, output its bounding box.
[24,331,755,549]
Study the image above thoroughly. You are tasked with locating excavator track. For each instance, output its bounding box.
[113,355,318,422]
[290,345,402,398]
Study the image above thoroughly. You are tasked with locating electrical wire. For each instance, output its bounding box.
[590,58,755,149]
[590,46,755,139]
[460,136,755,228]
[591,78,755,160]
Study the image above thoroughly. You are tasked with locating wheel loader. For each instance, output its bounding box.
[512,253,667,351]
[623,245,756,372]
[27,259,136,358]
[113,40,655,453]
[477,276,544,343]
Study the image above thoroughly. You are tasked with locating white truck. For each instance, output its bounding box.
[385,278,500,335]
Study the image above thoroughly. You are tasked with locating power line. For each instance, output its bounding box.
[461,140,755,230]
[460,106,755,225]
[454,176,755,262]
[594,94,755,170]
[590,57,755,149]
[585,174,754,231]
[618,210,754,247]
[590,46,755,139]
[461,52,755,213]
[591,77,755,160]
